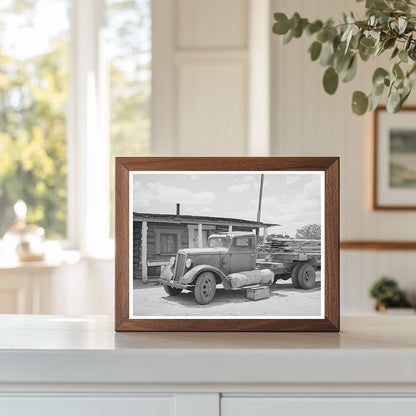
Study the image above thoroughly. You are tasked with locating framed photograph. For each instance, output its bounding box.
[115,157,339,332]
[374,106,416,209]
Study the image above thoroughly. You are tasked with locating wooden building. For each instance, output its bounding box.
[133,212,277,281]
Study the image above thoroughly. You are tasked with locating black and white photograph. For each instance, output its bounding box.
[129,171,324,319]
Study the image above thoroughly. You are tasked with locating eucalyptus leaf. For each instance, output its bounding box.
[399,49,408,63]
[372,67,389,85]
[282,29,293,44]
[352,91,369,115]
[386,87,401,112]
[273,13,290,34]
[272,2,416,115]
[369,92,383,111]
[383,37,396,50]
[320,40,335,66]
[307,20,323,35]
[342,56,358,82]
[393,63,404,79]
[366,0,388,10]
[323,67,339,94]
[405,33,413,50]
[391,47,399,59]
[398,17,407,34]
[309,41,322,61]
[373,82,385,95]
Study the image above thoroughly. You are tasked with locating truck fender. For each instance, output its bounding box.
[181,265,231,289]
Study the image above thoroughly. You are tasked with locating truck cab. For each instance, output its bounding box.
[159,232,259,304]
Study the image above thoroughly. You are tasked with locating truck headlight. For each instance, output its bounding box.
[169,256,176,266]
[185,258,192,268]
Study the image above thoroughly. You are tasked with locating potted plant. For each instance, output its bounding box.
[272,0,416,115]
[369,276,413,313]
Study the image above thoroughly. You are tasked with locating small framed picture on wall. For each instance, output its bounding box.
[374,106,416,209]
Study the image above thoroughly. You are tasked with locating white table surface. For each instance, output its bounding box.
[0,315,415,387]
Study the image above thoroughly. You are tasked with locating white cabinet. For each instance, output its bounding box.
[222,398,416,416]
[1,396,175,416]
[1,316,416,416]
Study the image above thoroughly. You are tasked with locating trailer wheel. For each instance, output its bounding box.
[194,272,216,305]
[296,263,316,290]
[164,285,183,296]
[290,263,302,289]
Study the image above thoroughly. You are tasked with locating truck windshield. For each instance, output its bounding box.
[208,237,228,248]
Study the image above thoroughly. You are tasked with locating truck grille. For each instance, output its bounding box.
[174,253,186,281]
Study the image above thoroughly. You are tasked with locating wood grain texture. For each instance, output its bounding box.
[115,157,340,332]
[373,106,416,210]
[341,241,416,250]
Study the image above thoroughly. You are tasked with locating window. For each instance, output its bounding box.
[208,236,228,248]
[0,0,70,239]
[160,234,177,255]
[233,237,253,248]
[106,0,151,237]
[0,0,151,253]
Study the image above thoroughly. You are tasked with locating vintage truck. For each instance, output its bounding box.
[159,231,320,305]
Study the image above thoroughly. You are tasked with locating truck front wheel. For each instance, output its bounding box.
[164,285,183,296]
[194,272,216,305]
[296,263,316,290]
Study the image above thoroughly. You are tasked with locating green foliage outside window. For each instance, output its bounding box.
[0,0,151,240]
[0,0,69,238]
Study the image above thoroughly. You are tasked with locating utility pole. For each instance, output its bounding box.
[256,174,264,238]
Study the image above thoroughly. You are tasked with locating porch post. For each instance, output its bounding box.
[198,223,203,248]
[228,225,233,233]
[141,221,148,282]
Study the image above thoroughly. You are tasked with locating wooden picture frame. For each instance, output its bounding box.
[373,106,416,210]
[115,157,339,332]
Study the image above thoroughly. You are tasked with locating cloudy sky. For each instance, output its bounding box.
[132,172,322,237]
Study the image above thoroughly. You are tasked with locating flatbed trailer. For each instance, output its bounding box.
[256,238,321,290]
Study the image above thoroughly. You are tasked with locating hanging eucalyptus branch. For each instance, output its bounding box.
[272,0,416,115]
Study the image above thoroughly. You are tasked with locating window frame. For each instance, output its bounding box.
[159,233,178,255]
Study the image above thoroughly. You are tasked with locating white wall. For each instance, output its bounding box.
[34,0,416,316]
[271,0,416,313]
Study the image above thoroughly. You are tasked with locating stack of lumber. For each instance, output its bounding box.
[258,238,321,255]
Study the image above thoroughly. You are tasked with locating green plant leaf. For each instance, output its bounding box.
[387,87,401,112]
[320,40,335,66]
[334,52,352,72]
[366,0,388,10]
[398,16,407,34]
[352,91,369,115]
[282,29,293,44]
[342,56,357,82]
[393,63,404,79]
[309,41,322,61]
[399,49,408,63]
[307,20,323,35]
[369,92,383,111]
[391,47,399,59]
[323,67,339,94]
[273,13,290,34]
[293,17,308,38]
[405,33,413,50]
[383,37,396,50]
[372,67,389,86]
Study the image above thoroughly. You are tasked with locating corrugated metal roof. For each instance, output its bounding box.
[133,212,279,227]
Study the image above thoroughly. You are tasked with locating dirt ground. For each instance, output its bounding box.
[132,272,321,317]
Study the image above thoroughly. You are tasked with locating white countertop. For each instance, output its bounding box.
[0,315,415,386]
